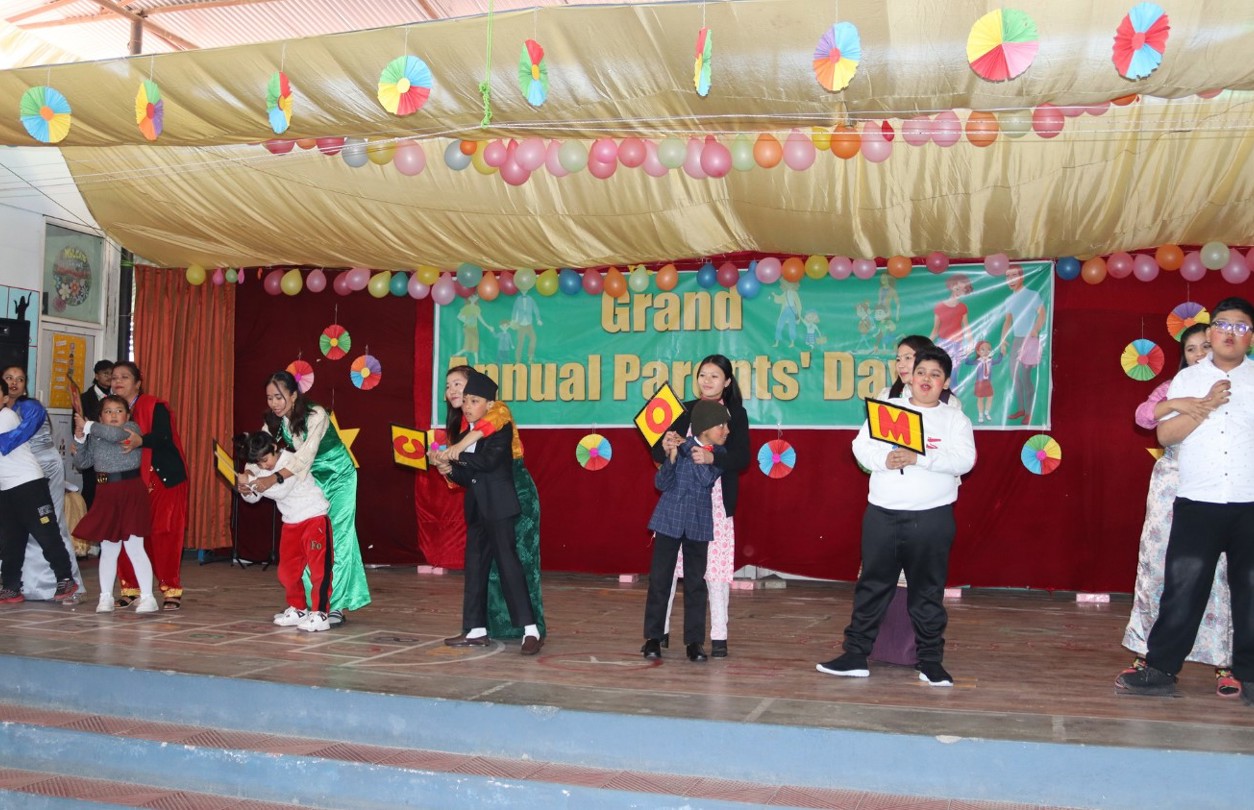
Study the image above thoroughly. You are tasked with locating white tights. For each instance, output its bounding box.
[98,536,153,598]
[663,576,731,641]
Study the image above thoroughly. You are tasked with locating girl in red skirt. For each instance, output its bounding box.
[73,396,158,614]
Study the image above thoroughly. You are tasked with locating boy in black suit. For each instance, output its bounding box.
[435,370,542,655]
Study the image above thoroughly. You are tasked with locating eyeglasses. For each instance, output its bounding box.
[1211,320,1253,336]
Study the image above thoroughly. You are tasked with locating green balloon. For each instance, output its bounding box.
[998,109,1033,139]
[515,267,537,292]
[1201,241,1231,270]
[627,267,650,293]
[224,268,238,283]
[730,136,755,170]
[389,271,410,296]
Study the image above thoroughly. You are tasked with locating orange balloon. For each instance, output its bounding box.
[1081,256,1108,285]
[655,263,679,291]
[965,111,999,147]
[781,257,805,283]
[1155,244,1183,271]
[886,255,912,278]
[753,134,783,168]
[1111,94,1139,107]
[295,138,318,150]
[477,272,500,302]
[830,125,860,159]
[459,140,479,155]
[604,266,627,298]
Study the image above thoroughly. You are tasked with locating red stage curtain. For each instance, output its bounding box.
[133,265,234,550]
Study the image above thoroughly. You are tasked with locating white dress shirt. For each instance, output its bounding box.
[1161,354,1254,503]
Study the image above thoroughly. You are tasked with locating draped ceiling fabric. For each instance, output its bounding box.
[0,1,1252,268]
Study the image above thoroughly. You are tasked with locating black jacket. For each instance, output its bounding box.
[651,399,750,516]
[448,425,520,522]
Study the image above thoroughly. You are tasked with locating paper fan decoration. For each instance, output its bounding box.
[378,55,432,116]
[693,27,712,97]
[350,354,382,390]
[134,80,163,141]
[320,324,351,360]
[518,39,549,107]
[19,86,72,143]
[1021,434,1062,475]
[429,428,449,455]
[267,71,292,135]
[757,439,796,479]
[1121,339,1164,381]
[967,8,1039,82]
[576,433,612,471]
[1113,4,1170,80]
[286,359,315,393]
[813,22,861,92]
[1166,302,1209,339]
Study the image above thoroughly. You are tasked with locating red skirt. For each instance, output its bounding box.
[74,477,153,542]
[974,379,994,398]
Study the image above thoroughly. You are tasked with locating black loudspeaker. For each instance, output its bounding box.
[0,318,31,372]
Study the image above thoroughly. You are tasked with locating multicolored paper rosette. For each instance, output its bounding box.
[1020,434,1062,475]
[518,39,549,107]
[19,86,72,143]
[428,428,449,455]
[267,71,292,135]
[966,8,1039,82]
[693,27,712,97]
[135,80,163,141]
[1121,339,1164,381]
[286,359,315,393]
[1166,302,1209,339]
[350,354,382,390]
[1113,3,1170,80]
[575,433,612,471]
[757,439,796,479]
[813,22,861,92]
[320,324,351,360]
[378,55,432,116]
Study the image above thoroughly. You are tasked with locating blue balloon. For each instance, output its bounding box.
[736,270,761,299]
[443,140,471,170]
[456,262,484,287]
[559,267,582,295]
[696,261,718,289]
[1056,256,1081,281]
[389,271,410,297]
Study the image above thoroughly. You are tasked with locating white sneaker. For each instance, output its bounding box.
[298,611,331,632]
[134,595,159,614]
[273,606,308,626]
[96,594,114,613]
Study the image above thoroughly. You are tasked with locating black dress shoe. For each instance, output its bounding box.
[520,635,543,656]
[686,643,708,662]
[660,632,669,649]
[711,640,728,658]
[444,633,490,647]
[641,639,662,659]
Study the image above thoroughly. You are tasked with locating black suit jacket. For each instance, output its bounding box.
[80,383,109,423]
[448,425,519,522]
[651,399,751,516]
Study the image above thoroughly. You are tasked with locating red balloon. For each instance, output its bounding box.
[582,268,605,294]
[263,269,284,295]
[716,262,739,288]
[333,273,352,295]
[1106,251,1134,279]
[925,252,950,273]
[500,159,531,186]
[315,137,346,156]
[587,158,617,179]
[590,138,619,164]
[618,137,646,168]
[264,139,294,155]
[453,279,475,298]
[498,271,517,296]
[1032,104,1065,139]
[700,138,732,178]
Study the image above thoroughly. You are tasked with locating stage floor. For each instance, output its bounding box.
[1,561,1251,756]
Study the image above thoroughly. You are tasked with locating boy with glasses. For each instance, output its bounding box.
[1117,297,1254,704]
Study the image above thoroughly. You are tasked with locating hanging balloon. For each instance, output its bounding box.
[781,257,806,283]
[315,136,346,156]
[587,158,617,180]
[393,140,427,176]
[604,267,628,297]
[407,274,430,300]
[264,139,295,155]
[1201,241,1231,270]
[641,140,669,177]
[470,144,498,175]
[782,130,816,171]
[696,262,718,288]
[925,252,950,274]
[931,111,962,147]
[753,133,783,168]
[477,271,500,301]
[536,269,559,296]
[431,274,457,305]
[682,137,707,180]
[627,266,651,293]
[828,256,853,280]
[185,265,206,285]
[224,268,239,284]
[515,137,547,172]
[700,137,732,178]
[1106,251,1134,279]
[902,116,932,147]
[416,265,441,285]
[341,137,369,168]
[346,267,371,290]
[1221,251,1251,284]
[1155,244,1184,271]
[497,271,517,296]
[1032,104,1065,139]
[444,140,472,170]
[280,269,303,296]
[852,258,877,280]
[617,137,646,168]
[886,255,912,278]
[1132,254,1160,282]
[366,140,396,165]
[965,111,999,147]
[737,269,761,299]
[582,268,604,295]
[558,140,588,172]
[456,263,484,287]
[452,279,475,299]
[1081,256,1107,284]
[1179,251,1206,282]
[657,137,686,169]
[755,257,782,283]
[306,268,327,293]
[545,140,570,177]
[655,264,678,292]
[558,268,581,295]
[368,271,392,298]
[263,269,284,295]
[389,271,410,297]
[984,253,1010,276]
[859,121,892,163]
[333,272,353,296]
[998,109,1033,139]
[716,262,739,288]
[515,267,538,292]
[1055,256,1082,281]
[804,255,828,279]
[830,124,861,159]
[729,135,755,170]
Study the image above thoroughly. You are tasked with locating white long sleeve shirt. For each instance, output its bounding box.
[0,406,44,490]
[853,397,976,510]
[1160,354,1254,503]
[239,450,329,524]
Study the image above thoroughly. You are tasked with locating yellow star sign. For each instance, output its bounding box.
[330,410,361,468]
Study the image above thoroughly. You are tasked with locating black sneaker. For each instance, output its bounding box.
[328,609,345,626]
[1115,665,1177,696]
[641,639,661,659]
[711,640,728,658]
[0,587,24,605]
[916,661,953,687]
[816,652,869,677]
[53,579,79,601]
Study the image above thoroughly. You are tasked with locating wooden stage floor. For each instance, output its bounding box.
[1,562,1251,756]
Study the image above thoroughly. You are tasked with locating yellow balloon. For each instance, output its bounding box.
[416,265,440,285]
[536,268,559,296]
[185,264,206,285]
[280,269,303,296]
[366,140,396,165]
[368,270,392,298]
[810,126,831,152]
[470,146,498,175]
[804,255,828,279]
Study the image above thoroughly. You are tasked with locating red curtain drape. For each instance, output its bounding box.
[133,265,234,550]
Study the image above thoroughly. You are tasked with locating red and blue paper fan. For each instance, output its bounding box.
[693,27,712,97]
[19,85,72,143]
[576,433,612,471]
[286,359,315,393]
[1021,434,1062,475]
[757,439,796,479]
[1120,339,1164,381]
[378,56,432,116]
[134,80,163,141]
[1113,4,1170,80]
[813,22,861,92]
[518,39,549,107]
[267,71,292,135]
[350,354,382,390]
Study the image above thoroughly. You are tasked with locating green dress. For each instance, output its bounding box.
[486,458,545,638]
[281,413,371,613]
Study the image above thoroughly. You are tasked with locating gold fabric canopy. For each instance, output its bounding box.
[1,0,1252,268]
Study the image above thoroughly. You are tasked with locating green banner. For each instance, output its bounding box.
[435,261,1053,429]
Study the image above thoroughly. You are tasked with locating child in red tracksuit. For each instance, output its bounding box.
[237,432,334,632]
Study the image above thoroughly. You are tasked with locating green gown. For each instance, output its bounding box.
[486,458,545,638]
[282,415,371,613]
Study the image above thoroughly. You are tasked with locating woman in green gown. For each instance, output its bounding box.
[256,371,370,625]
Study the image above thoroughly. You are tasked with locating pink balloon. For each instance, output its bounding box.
[264,139,294,155]
[852,259,877,280]
[315,137,345,156]
[453,279,475,298]
[1059,105,1086,118]
[1180,251,1207,282]
[701,138,732,177]
[1221,251,1251,284]
[1197,88,1223,99]
[515,137,546,172]
[860,122,892,163]
[305,268,327,293]
[500,159,531,186]
[1084,101,1110,116]
[683,138,707,179]
[407,275,430,299]
[926,252,950,273]
[931,111,961,147]
[483,140,508,167]
[716,261,739,288]
[783,130,817,171]
[263,269,284,295]
[582,268,604,294]
[211,267,225,287]
[1132,254,1159,282]
[642,140,669,177]
[828,256,853,279]
[1106,251,1134,279]
[590,138,619,164]
[545,140,570,177]
[587,157,617,179]
[346,267,370,290]
[902,116,932,146]
[984,253,1010,276]
[1032,104,1065,139]
[618,137,646,168]
[498,271,517,296]
[431,275,456,306]
[393,140,427,176]
[755,257,782,283]
[333,272,352,295]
